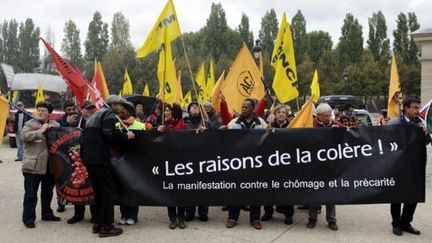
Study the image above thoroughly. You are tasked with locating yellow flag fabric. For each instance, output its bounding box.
[288,97,314,128]
[310,69,320,102]
[206,59,216,101]
[97,61,110,98]
[35,84,45,105]
[271,13,288,68]
[143,83,150,96]
[122,69,134,95]
[195,63,207,104]
[211,71,225,112]
[136,0,181,58]
[0,96,9,144]
[272,13,299,103]
[220,42,265,113]
[182,91,192,107]
[157,41,178,104]
[388,53,401,119]
[12,91,18,103]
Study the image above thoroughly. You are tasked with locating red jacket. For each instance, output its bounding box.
[165,118,185,131]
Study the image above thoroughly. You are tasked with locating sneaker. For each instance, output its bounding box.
[169,219,177,229]
[226,220,236,228]
[251,221,262,230]
[119,218,126,225]
[261,214,273,221]
[15,158,22,161]
[178,219,187,229]
[306,220,316,229]
[328,222,338,231]
[126,219,136,225]
[98,224,123,238]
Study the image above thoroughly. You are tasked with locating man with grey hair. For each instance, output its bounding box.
[83,95,135,238]
[307,103,342,231]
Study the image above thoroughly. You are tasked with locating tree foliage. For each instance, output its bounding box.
[61,20,82,66]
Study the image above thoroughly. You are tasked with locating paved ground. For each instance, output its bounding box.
[0,138,431,243]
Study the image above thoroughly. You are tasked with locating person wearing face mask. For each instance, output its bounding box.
[21,101,61,229]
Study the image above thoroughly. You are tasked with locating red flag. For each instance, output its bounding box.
[89,61,106,110]
[40,38,87,106]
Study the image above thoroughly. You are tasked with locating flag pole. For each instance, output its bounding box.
[179,34,207,128]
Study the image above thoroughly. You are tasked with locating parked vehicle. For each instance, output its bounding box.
[7,73,67,148]
[353,109,373,127]
[317,95,367,110]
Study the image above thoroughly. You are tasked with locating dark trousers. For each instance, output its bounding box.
[86,164,115,225]
[228,206,260,222]
[391,203,417,227]
[185,206,208,217]
[22,173,55,224]
[167,207,185,220]
[264,205,294,217]
[120,205,139,221]
[74,205,96,219]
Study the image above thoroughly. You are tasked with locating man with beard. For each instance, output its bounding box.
[83,95,135,238]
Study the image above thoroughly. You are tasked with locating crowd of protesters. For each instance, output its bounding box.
[14,93,430,238]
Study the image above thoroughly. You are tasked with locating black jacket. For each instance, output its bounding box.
[82,107,129,165]
[13,110,31,133]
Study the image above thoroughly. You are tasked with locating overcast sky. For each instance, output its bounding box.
[1,0,431,51]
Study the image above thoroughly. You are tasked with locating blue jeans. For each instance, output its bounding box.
[22,173,55,224]
[228,206,261,222]
[120,205,139,221]
[16,134,24,160]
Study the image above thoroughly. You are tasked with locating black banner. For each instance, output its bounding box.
[110,124,426,206]
[47,127,95,204]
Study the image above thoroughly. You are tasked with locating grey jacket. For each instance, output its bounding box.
[21,119,59,174]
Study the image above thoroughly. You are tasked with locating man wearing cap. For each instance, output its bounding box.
[67,100,96,224]
[14,101,31,161]
[83,95,135,238]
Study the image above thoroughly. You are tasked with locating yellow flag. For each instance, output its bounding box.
[195,63,207,104]
[157,41,177,104]
[220,42,265,113]
[12,91,18,103]
[143,83,150,96]
[206,59,216,101]
[97,61,110,98]
[310,69,320,103]
[136,0,181,58]
[271,13,288,68]
[211,71,225,112]
[288,97,314,128]
[0,96,9,144]
[182,91,192,107]
[122,69,134,95]
[35,84,45,105]
[272,13,299,103]
[388,53,401,119]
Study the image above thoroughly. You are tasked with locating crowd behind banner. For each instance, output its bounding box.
[14,93,430,238]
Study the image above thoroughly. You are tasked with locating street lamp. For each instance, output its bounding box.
[252,39,262,60]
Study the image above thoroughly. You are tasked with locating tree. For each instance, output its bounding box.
[2,20,19,68]
[61,20,82,66]
[407,12,420,65]
[110,12,132,50]
[238,13,254,49]
[17,18,40,72]
[393,13,409,63]
[307,31,333,64]
[291,10,307,65]
[258,9,278,54]
[317,50,340,95]
[203,3,229,62]
[84,11,109,76]
[336,13,364,66]
[367,11,390,61]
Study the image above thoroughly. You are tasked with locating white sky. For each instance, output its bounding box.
[0,0,431,51]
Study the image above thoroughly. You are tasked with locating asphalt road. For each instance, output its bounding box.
[0,139,431,243]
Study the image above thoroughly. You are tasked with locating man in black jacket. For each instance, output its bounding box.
[83,95,134,238]
[387,97,431,236]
